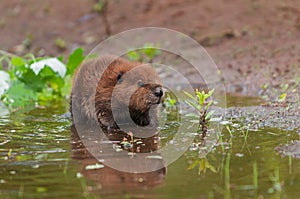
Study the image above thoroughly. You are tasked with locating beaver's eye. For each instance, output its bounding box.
[137,80,144,87]
[116,72,123,84]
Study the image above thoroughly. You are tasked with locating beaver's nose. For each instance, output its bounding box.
[154,87,163,97]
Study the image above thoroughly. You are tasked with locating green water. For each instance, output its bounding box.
[0,98,299,199]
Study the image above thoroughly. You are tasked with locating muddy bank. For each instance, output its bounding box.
[1,0,299,99]
[223,102,300,131]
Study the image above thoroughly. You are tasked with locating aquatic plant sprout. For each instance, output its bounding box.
[184,88,215,138]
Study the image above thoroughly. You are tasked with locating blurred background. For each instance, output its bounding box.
[1,0,299,96]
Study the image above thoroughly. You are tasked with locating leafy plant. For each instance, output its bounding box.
[188,157,217,174]
[55,38,67,50]
[0,48,85,109]
[261,76,300,104]
[93,0,107,13]
[163,92,178,109]
[127,43,161,63]
[184,89,215,139]
[164,97,177,108]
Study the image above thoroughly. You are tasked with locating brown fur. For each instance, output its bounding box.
[70,55,162,130]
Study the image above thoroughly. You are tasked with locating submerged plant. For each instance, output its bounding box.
[184,89,215,139]
[268,168,283,194]
[188,156,217,174]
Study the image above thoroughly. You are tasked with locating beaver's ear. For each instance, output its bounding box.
[116,72,124,84]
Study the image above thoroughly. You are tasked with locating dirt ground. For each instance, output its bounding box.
[0,0,300,99]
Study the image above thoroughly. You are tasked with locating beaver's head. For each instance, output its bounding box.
[112,64,163,127]
[95,57,163,129]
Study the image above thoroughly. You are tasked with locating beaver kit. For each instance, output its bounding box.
[70,55,163,133]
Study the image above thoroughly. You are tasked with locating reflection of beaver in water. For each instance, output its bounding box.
[71,55,163,130]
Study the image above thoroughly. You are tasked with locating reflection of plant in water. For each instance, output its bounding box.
[268,168,283,194]
[126,43,161,63]
[164,97,177,109]
[163,91,178,110]
[224,153,231,199]
[187,156,217,175]
[159,91,181,147]
[76,172,91,198]
[187,152,217,174]
[184,89,215,139]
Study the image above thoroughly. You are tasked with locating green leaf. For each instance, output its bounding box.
[185,113,199,118]
[198,94,205,107]
[11,56,26,67]
[16,154,32,161]
[36,187,47,193]
[37,88,53,102]
[199,158,207,174]
[66,48,85,76]
[188,159,200,170]
[205,110,215,120]
[185,100,200,110]
[39,65,65,92]
[184,91,197,101]
[35,154,48,160]
[190,120,200,123]
[143,44,161,60]
[204,101,213,109]
[164,97,177,107]
[208,88,215,97]
[38,65,57,79]
[49,76,65,92]
[2,83,37,108]
[127,50,141,61]
[15,65,45,92]
[206,162,217,173]
[7,149,12,158]
[61,75,73,97]
[278,93,287,102]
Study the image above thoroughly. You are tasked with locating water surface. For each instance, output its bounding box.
[0,97,299,199]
